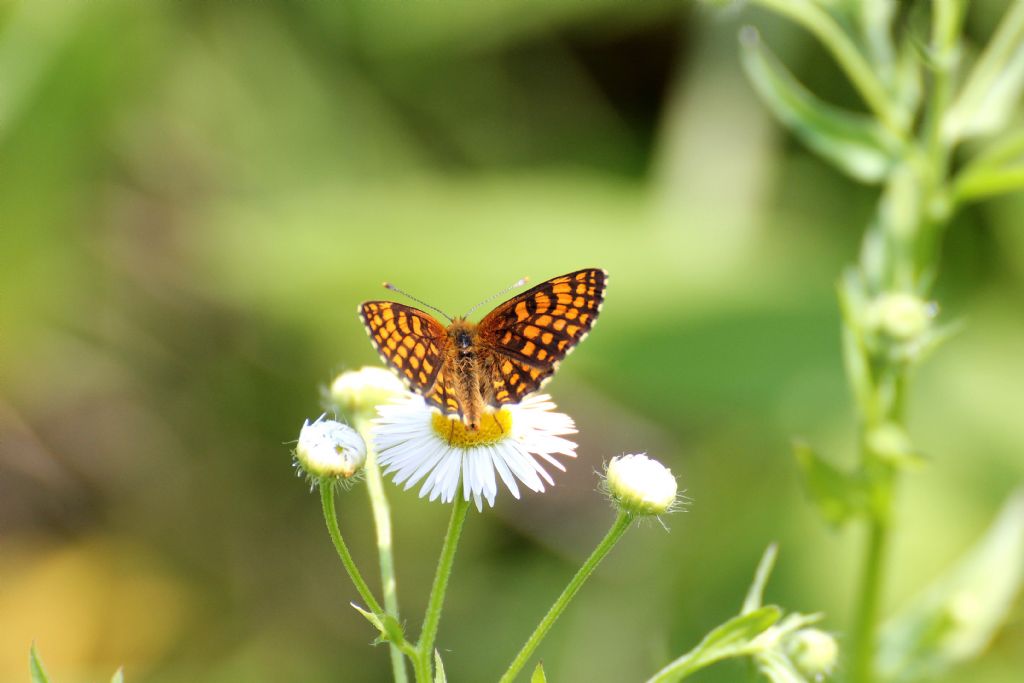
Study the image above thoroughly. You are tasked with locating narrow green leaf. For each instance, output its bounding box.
[110,668,125,683]
[350,603,387,641]
[29,644,50,683]
[891,35,923,132]
[793,441,869,526]
[739,26,897,183]
[530,661,547,683]
[646,606,783,683]
[944,1,1024,141]
[838,268,877,418]
[877,490,1024,682]
[434,650,447,683]
[742,544,778,614]
[954,163,1024,202]
[859,0,896,79]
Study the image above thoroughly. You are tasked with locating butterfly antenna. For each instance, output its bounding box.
[383,282,454,322]
[463,276,529,318]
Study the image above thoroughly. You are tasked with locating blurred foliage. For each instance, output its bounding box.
[1,1,1022,682]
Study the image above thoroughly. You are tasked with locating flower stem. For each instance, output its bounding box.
[498,511,635,683]
[415,493,471,683]
[320,483,385,616]
[849,502,890,683]
[356,417,408,683]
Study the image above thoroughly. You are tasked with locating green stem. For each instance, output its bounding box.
[415,493,471,683]
[848,467,892,683]
[355,417,408,683]
[320,484,385,616]
[498,511,635,683]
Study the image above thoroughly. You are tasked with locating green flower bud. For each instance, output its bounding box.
[866,293,936,342]
[295,415,366,481]
[785,628,838,681]
[867,422,925,468]
[329,367,406,421]
[605,453,678,516]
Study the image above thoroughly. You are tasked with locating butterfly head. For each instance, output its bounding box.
[447,318,478,359]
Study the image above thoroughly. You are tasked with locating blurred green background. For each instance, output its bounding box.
[1,1,1022,681]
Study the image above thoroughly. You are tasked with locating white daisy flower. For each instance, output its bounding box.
[373,393,578,511]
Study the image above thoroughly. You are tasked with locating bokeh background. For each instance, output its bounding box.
[2,1,1022,682]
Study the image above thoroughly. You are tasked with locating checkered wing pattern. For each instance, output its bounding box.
[478,268,606,403]
[358,302,447,394]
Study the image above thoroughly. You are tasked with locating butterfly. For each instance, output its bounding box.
[359,268,607,430]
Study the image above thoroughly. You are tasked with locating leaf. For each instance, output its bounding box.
[837,269,877,418]
[530,661,547,683]
[944,2,1024,141]
[743,544,778,614]
[110,668,125,683]
[645,607,783,683]
[954,163,1024,202]
[877,490,1024,682]
[792,441,870,527]
[434,650,447,683]
[29,644,50,683]
[739,26,897,183]
[350,603,387,642]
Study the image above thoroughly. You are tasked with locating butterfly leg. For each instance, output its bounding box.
[447,418,455,446]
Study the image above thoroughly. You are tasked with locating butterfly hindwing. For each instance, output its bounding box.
[424,369,463,416]
[359,301,447,394]
[478,268,606,370]
[488,352,554,405]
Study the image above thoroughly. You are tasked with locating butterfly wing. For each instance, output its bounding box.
[478,268,607,404]
[423,371,462,416]
[359,301,447,395]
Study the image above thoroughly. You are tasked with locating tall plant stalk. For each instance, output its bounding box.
[738,1,1024,681]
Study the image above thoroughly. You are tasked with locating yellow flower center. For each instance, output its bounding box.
[431,410,513,447]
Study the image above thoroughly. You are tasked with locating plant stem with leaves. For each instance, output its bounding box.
[738,1,1024,681]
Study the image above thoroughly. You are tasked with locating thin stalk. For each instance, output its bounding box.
[498,512,634,683]
[320,484,385,617]
[848,461,893,683]
[415,493,471,683]
[355,417,408,683]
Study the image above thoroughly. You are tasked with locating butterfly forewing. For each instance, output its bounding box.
[359,301,447,394]
[360,268,606,423]
[478,267,606,401]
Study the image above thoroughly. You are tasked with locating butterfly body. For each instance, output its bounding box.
[360,268,606,430]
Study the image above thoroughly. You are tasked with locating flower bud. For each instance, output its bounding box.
[295,415,366,480]
[605,453,678,516]
[785,628,838,681]
[329,367,406,420]
[866,422,924,468]
[865,293,936,342]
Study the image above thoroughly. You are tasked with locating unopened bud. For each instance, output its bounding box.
[295,415,366,480]
[785,628,838,681]
[866,293,936,341]
[329,367,406,420]
[605,453,678,516]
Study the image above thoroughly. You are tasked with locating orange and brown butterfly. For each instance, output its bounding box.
[358,268,607,430]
